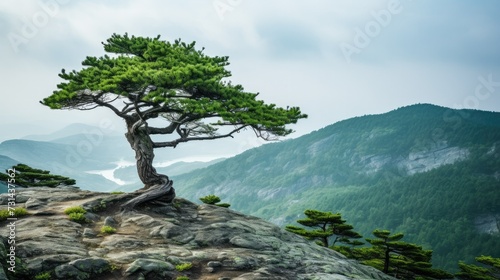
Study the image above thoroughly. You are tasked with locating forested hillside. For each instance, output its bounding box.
[174,104,500,271]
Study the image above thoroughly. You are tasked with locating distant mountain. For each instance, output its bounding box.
[22,123,118,142]
[173,104,500,271]
[0,155,19,193]
[0,138,120,190]
[157,158,226,176]
[1,121,134,191]
[113,158,226,192]
[0,139,114,170]
[0,155,19,170]
[0,124,233,191]
[24,122,256,163]
[0,182,7,194]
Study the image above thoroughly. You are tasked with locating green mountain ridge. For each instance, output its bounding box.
[173,103,500,271]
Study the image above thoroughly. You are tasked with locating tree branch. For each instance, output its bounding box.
[153,125,248,148]
[122,102,152,115]
[94,100,127,118]
[77,104,100,111]
[251,127,278,141]
[148,123,178,135]
[147,113,217,135]
[91,93,129,119]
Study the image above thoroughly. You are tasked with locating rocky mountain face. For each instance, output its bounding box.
[354,140,469,175]
[0,187,392,280]
[474,214,500,235]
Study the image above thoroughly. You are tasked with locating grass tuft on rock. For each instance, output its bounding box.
[34,271,51,280]
[0,208,28,221]
[64,206,86,215]
[175,262,193,272]
[64,206,87,223]
[101,225,117,234]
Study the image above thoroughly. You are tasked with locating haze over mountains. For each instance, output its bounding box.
[0,123,244,192]
[1,103,499,271]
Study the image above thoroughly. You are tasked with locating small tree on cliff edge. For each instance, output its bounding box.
[363,229,453,279]
[41,33,307,210]
[285,209,363,249]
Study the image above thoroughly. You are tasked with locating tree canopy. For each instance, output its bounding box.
[285,209,362,248]
[41,33,307,147]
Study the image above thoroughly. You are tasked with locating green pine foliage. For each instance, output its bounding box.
[285,209,362,249]
[199,194,221,204]
[0,173,9,182]
[286,210,458,278]
[456,255,500,280]
[2,164,76,188]
[40,33,307,140]
[360,229,454,279]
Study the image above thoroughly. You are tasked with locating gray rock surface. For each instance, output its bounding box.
[400,145,469,175]
[355,142,469,176]
[0,187,394,279]
[474,214,500,235]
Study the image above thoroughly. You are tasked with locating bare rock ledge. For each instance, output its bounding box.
[0,187,393,280]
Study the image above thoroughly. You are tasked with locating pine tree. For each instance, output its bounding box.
[40,33,306,210]
[2,164,76,188]
[456,255,500,280]
[285,209,362,249]
[362,229,453,279]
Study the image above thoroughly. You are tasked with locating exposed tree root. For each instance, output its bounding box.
[121,176,175,211]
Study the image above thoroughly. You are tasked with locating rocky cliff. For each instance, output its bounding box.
[0,187,392,280]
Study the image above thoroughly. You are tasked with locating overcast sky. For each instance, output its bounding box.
[1,0,500,144]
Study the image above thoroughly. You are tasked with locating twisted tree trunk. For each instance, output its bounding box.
[121,118,175,211]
